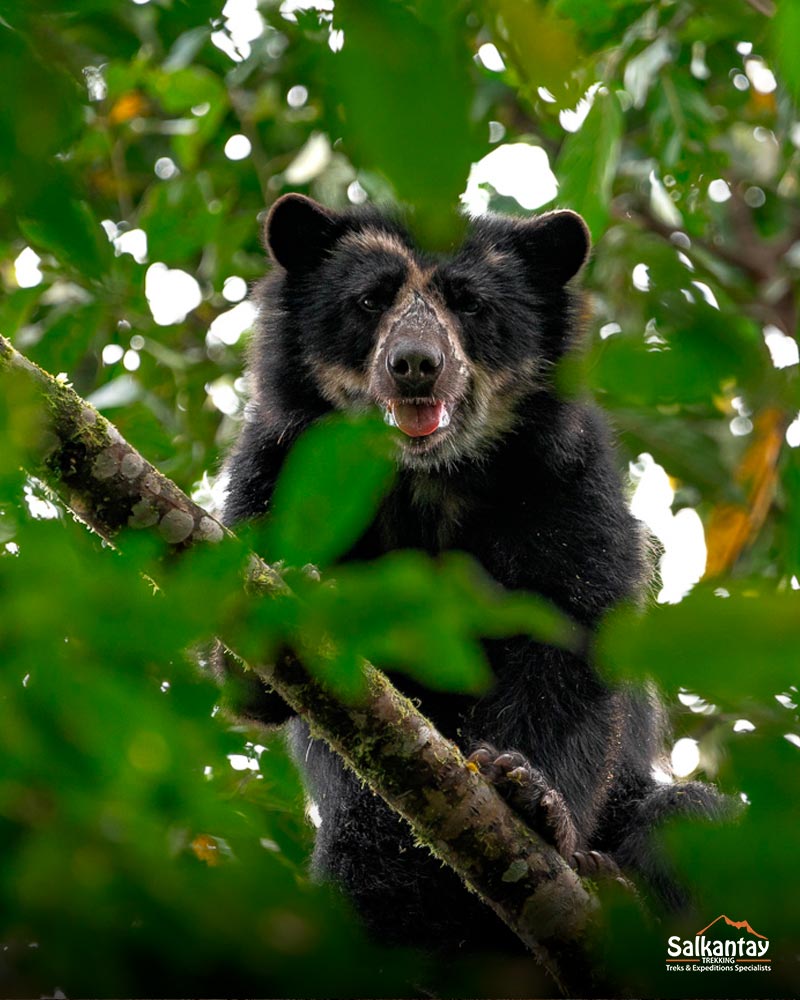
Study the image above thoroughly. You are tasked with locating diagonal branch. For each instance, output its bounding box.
[742,0,775,16]
[0,333,601,995]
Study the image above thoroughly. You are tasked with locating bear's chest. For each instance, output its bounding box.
[369,472,485,555]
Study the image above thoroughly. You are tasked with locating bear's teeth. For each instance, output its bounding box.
[383,406,397,428]
[438,405,451,429]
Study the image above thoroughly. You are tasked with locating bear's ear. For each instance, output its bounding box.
[513,210,591,285]
[264,194,340,272]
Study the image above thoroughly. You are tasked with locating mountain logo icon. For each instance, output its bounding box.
[696,914,767,940]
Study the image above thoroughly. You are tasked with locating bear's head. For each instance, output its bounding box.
[257,194,590,469]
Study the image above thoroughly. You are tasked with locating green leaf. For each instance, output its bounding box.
[18,167,110,280]
[265,412,395,569]
[146,65,228,170]
[598,584,800,706]
[613,408,731,500]
[588,293,763,407]
[0,21,83,169]
[163,27,214,72]
[771,1,800,103]
[555,88,622,238]
[299,552,493,696]
[486,0,585,106]
[552,0,616,34]
[0,26,109,278]
[138,176,224,264]
[294,550,576,697]
[326,1,482,248]
[782,446,800,579]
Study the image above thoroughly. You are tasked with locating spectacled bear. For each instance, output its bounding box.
[220,194,725,952]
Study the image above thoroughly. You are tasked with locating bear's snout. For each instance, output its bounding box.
[386,339,444,396]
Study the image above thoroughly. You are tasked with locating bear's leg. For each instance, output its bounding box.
[609,780,734,910]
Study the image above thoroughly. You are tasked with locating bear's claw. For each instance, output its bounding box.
[467,743,578,859]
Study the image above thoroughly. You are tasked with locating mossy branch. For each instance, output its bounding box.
[0,333,600,995]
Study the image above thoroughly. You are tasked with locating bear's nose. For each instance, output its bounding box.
[386,340,444,395]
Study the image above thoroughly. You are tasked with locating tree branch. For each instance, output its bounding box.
[742,0,775,17]
[0,334,600,995]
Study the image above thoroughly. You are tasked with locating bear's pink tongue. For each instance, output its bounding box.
[391,401,444,438]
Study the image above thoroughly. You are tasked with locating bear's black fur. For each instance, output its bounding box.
[221,194,725,952]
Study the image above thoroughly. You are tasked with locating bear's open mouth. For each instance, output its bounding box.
[382,400,452,438]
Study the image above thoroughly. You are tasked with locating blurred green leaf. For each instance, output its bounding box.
[598,584,800,706]
[290,550,576,698]
[332,559,494,694]
[18,179,110,280]
[771,1,800,103]
[589,295,763,407]
[782,446,800,579]
[613,408,731,500]
[0,21,83,167]
[139,176,225,263]
[552,0,616,34]
[0,23,109,277]
[265,412,395,570]
[486,0,585,106]
[146,65,228,170]
[327,1,482,248]
[555,88,622,238]
[0,512,420,997]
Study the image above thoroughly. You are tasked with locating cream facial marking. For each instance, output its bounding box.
[308,358,370,409]
[339,229,413,261]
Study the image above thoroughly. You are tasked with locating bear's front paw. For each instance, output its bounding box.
[467,743,578,859]
[569,850,637,894]
[569,849,620,877]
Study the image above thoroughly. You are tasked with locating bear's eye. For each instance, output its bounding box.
[358,293,386,314]
[454,294,482,316]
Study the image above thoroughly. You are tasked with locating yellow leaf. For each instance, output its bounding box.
[704,409,785,578]
[191,833,221,867]
[109,92,148,125]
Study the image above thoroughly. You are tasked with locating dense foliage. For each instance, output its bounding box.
[0,0,798,996]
